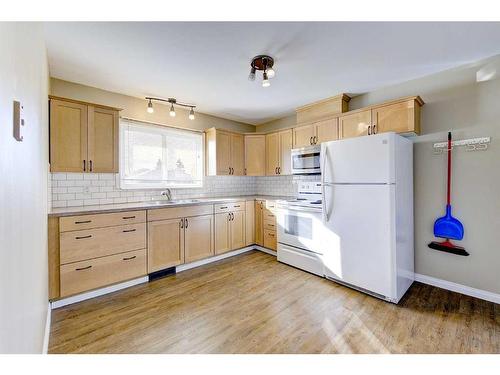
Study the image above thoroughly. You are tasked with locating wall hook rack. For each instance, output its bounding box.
[433,137,491,155]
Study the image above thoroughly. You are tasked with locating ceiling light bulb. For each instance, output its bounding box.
[262,71,270,87]
[189,107,195,120]
[147,99,154,113]
[248,67,256,81]
[266,67,275,78]
[169,104,176,117]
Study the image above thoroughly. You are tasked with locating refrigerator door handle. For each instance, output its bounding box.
[321,146,330,222]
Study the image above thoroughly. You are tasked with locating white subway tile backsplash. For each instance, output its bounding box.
[50,172,313,208]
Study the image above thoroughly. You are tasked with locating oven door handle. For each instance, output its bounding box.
[277,205,322,213]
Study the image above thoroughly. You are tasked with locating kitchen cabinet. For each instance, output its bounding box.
[148,218,184,272]
[49,97,120,173]
[293,118,339,147]
[255,200,264,246]
[372,98,422,135]
[339,97,424,138]
[215,202,245,254]
[56,210,147,298]
[148,206,215,272]
[339,109,372,139]
[245,200,255,246]
[266,129,292,176]
[205,128,245,176]
[244,135,266,176]
[184,215,215,263]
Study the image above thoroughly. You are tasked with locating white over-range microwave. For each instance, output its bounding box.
[290,145,322,175]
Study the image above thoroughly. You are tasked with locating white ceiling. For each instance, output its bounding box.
[44,22,500,124]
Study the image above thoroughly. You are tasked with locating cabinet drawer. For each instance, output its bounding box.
[264,209,276,220]
[263,229,277,250]
[214,201,245,213]
[60,223,146,264]
[60,249,146,297]
[264,221,277,231]
[147,205,213,222]
[60,210,146,232]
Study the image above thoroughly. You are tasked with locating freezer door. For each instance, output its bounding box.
[321,133,395,184]
[322,184,395,298]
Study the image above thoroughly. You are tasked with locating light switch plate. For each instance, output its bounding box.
[13,100,24,142]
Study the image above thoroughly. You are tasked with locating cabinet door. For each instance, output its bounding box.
[293,124,315,148]
[230,133,245,176]
[184,214,214,263]
[372,100,419,135]
[255,201,264,246]
[315,118,339,143]
[339,110,372,139]
[87,106,119,173]
[50,99,88,172]
[265,132,280,175]
[245,200,255,246]
[215,212,231,254]
[263,229,277,251]
[279,129,293,175]
[231,210,246,250]
[148,218,184,273]
[216,130,231,175]
[244,135,266,176]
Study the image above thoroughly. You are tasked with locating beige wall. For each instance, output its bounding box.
[50,78,256,133]
[0,23,49,353]
[257,56,500,296]
[256,114,296,133]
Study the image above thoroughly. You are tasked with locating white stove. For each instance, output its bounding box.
[276,182,326,276]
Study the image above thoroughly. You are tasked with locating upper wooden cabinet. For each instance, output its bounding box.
[339,109,372,139]
[339,97,423,139]
[206,128,245,176]
[266,129,292,176]
[293,118,339,147]
[244,135,266,176]
[372,98,422,135]
[49,97,120,173]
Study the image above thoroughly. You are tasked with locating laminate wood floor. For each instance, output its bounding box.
[49,251,499,354]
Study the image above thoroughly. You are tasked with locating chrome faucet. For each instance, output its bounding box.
[160,189,172,201]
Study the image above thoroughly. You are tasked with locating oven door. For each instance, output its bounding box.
[291,146,321,174]
[276,205,325,254]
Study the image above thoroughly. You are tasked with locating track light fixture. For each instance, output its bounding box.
[145,97,196,120]
[249,55,275,87]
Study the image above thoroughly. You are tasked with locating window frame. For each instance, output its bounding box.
[118,118,205,190]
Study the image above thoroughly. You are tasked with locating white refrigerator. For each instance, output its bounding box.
[320,132,414,303]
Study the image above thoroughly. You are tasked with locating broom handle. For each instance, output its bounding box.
[447,132,452,205]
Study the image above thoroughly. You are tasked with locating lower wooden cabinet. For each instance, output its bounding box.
[60,249,146,298]
[215,208,245,255]
[263,229,277,251]
[245,200,255,246]
[148,214,214,272]
[255,200,264,246]
[148,218,185,272]
[184,215,214,263]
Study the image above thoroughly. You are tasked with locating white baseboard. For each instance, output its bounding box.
[42,303,51,354]
[254,245,277,256]
[176,246,255,272]
[51,276,149,309]
[415,273,500,305]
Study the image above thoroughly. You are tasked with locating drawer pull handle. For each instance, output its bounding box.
[122,229,137,233]
[220,206,228,209]
[123,255,137,261]
[234,205,240,208]
[122,216,136,219]
[75,265,92,271]
[75,235,92,240]
[75,220,91,224]
[268,233,275,237]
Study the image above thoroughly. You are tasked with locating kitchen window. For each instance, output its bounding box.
[119,119,204,189]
